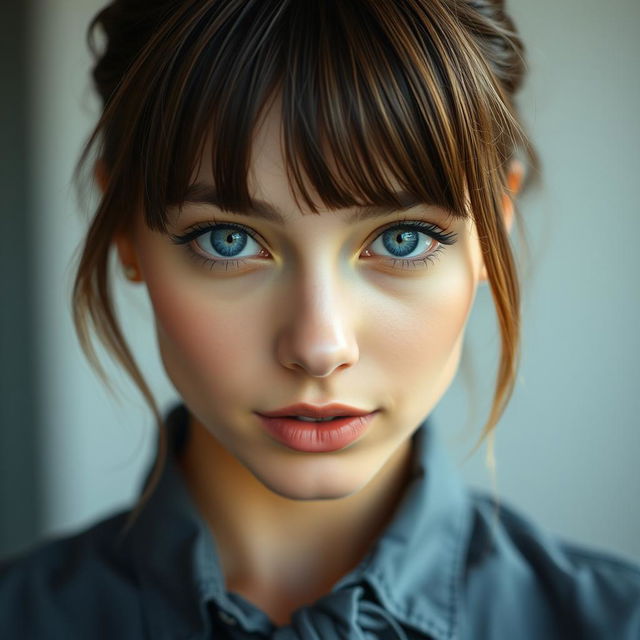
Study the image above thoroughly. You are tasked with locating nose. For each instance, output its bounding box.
[275,267,360,378]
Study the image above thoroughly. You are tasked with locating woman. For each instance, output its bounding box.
[1,0,639,638]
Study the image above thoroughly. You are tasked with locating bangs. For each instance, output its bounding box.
[95,0,525,231]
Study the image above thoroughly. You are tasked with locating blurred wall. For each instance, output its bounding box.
[0,0,43,558]
[25,0,178,555]
[2,0,638,562]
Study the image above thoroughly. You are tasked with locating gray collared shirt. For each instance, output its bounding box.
[1,403,639,639]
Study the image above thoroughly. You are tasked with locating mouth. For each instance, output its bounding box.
[255,412,378,453]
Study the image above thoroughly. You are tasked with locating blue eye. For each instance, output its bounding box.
[362,220,457,270]
[194,225,259,259]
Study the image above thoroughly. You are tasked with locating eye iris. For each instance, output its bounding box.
[382,228,420,257]
[205,228,248,257]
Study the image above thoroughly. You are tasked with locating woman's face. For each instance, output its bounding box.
[117,98,488,501]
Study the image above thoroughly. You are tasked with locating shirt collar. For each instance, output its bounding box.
[338,414,472,638]
[120,403,471,638]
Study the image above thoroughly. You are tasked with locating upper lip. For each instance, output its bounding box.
[257,403,375,419]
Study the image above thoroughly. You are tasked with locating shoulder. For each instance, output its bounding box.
[0,510,145,640]
[463,490,640,639]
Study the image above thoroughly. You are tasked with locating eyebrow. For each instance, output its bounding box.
[179,182,427,223]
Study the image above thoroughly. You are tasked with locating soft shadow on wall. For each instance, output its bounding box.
[0,0,43,559]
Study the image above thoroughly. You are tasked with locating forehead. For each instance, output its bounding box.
[190,93,409,219]
[245,95,294,205]
[181,113,451,233]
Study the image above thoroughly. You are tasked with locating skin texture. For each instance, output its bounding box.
[107,97,522,624]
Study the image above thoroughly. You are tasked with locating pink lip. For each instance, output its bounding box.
[255,412,378,453]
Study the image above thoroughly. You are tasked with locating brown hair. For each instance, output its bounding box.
[73,0,539,537]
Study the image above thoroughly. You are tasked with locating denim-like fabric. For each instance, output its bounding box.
[1,403,639,639]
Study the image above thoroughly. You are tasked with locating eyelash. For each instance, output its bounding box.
[168,218,458,273]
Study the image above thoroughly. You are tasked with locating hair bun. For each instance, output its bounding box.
[87,0,173,106]
[454,0,527,95]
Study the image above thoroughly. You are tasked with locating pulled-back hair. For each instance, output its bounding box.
[73,0,539,535]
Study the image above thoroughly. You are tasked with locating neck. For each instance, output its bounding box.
[177,412,413,620]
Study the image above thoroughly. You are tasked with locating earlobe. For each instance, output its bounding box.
[479,158,525,283]
[96,160,144,283]
[501,158,524,236]
[114,232,143,283]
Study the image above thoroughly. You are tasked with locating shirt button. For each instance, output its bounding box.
[218,610,237,626]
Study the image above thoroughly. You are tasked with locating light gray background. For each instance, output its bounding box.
[1,0,638,563]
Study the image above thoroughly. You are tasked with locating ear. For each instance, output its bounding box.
[114,231,144,282]
[500,158,524,235]
[479,158,525,282]
[94,159,144,283]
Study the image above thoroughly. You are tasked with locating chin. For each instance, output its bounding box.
[247,457,372,502]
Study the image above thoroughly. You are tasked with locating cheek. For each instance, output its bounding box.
[424,258,477,354]
[157,296,259,403]
[138,244,262,405]
[370,252,478,400]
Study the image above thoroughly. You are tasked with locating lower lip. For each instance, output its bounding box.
[256,412,378,453]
